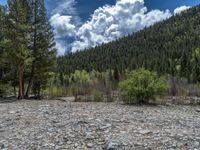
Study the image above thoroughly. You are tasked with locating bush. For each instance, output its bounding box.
[119,68,168,104]
[51,87,63,97]
[92,90,104,102]
[0,84,9,97]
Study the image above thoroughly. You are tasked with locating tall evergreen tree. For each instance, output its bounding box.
[191,48,200,83]
[2,0,31,99]
[0,5,6,96]
[25,0,56,98]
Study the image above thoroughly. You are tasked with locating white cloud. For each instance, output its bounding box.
[174,5,190,15]
[50,0,81,55]
[55,40,70,56]
[55,41,66,55]
[50,0,191,54]
[71,0,172,52]
[50,14,76,38]
[52,0,77,15]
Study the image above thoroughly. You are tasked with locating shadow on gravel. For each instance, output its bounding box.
[0,97,20,104]
[0,96,40,104]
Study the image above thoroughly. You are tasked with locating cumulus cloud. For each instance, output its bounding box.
[50,0,81,55]
[50,14,76,38]
[50,0,192,54]
[52,0,76,15]
[55,40,71,56]
[174,5,190,15]
[71,0,172,52]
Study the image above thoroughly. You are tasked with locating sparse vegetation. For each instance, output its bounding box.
[92,90,104,102]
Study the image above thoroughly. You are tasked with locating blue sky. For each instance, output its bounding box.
[1,0,200,54]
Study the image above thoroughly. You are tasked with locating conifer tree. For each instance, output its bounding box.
[0,5,6,96]
[2,0,31,99]
[25,0,56,98]
[191,48,200,83]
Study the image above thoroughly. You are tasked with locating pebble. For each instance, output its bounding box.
[87,143,93,148]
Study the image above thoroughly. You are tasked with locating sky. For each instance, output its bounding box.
[0,0,200,55]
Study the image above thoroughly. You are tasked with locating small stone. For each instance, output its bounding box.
[100,124,112,130]
[87,143,93,148]
[67,141,72,145]
[139,130,152,135]
[196,109,200,112]
[9,111,15,114]
[74,143,78,147]
[106,141,119,150]
[194,141,199,147]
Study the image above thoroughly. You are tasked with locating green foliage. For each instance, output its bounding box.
[28,0,57,98]
[0,84,6,97]
[190,48,200,82]
[119,68,168,104]
[92,90,104,102]
[51,87,63,97]
[71,86,88,97]
[71,70,91,84]
[0,0,56,98]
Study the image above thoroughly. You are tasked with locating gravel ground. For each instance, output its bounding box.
[0,99,200,150]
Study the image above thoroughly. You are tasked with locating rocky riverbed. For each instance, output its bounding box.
[0,99,200,150]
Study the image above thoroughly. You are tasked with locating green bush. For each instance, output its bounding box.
[0,85,5,97]
[92,90,104,102]
[0,84,9,97]
[119,68,168,104]
[51,87,63,97]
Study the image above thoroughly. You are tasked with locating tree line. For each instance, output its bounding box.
[0,0,56,99]
[58,5,200,84]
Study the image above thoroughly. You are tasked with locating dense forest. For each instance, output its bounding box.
[58,5,200,83]
[0,0,56,99]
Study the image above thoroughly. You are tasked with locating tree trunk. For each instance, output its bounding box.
[25,2,37,98]
[14,86,16,97]
[25,65,34,98]
[18,64,24,99]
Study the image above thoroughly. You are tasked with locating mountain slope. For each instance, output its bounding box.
[58,5,200,77]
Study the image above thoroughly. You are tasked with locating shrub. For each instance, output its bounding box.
[0,85,5,97]
[119,68,168,104]
[91,90,104,102]
[51,87,63,97]
[0,84,9,97]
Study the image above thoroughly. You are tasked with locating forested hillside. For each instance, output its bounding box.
[58,5,200,82]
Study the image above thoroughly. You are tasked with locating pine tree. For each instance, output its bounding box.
[2,0,31,99]
[0,5,6,96]
[191,48,200,83]
[25,0,56,98]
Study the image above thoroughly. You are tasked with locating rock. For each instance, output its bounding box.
[87,143,93,148]
[74,143,79,147]
[100,124,112,130]
[9,111,15,114]
[196,109,200,112]
[106,141,119,150]
[67,141,72,145]
[139,130,152,135]
[85,132,95,140]
[194,141,199,147]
